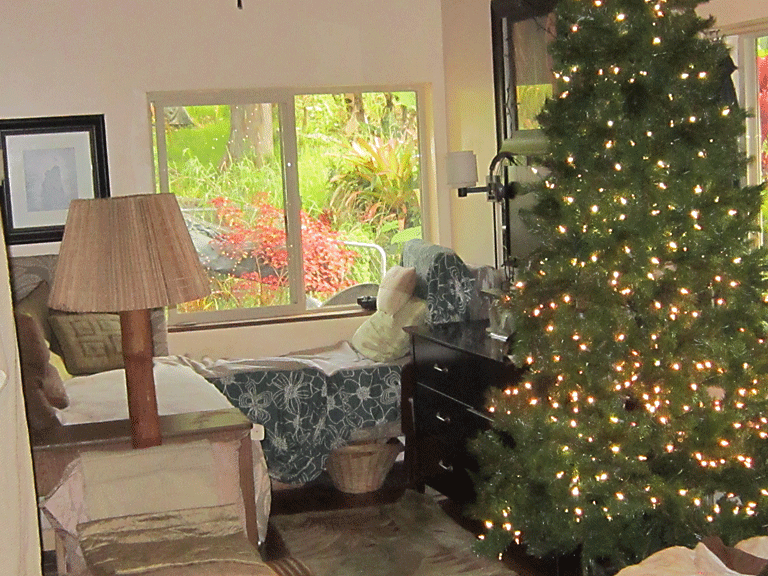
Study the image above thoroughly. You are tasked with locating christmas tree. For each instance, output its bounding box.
[471,0,768,573]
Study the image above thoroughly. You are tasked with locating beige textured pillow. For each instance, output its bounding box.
[351,297,427,362]
[15,280,53,342]
[49,313,124,375]
[376,266,417,315]
[15,312,67,429]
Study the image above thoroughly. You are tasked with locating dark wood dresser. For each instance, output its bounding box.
[402,321,523,504]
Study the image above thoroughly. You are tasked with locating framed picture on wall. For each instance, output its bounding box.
[0,114,110,245]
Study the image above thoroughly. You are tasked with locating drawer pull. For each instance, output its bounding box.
[438,460,454,472]
[432,363,449,373]
[435,412,451,424]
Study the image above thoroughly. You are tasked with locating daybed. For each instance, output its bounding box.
[170,239,501,486]
[11,239,498,529]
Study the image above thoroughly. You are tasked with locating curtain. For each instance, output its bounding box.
[0,230,42,575]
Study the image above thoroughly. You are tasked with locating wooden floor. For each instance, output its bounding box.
[266,461,582,576]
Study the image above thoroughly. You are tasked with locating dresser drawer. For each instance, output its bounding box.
[413,340,501,408]
[416,434,478,502]
[415,382,491,444]
[403,322,523,504]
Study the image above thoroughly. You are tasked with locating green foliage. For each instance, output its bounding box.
[470,1,768,574]
[166,106,231,168]
[516,84,553,130]
[170,154,285,212]
[329,135,421,230]
[758,36,768,58]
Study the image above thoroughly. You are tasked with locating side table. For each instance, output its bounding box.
[30,408,259,548]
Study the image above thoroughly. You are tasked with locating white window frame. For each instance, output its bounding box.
[148,86,430,327]
[721,20,768,191]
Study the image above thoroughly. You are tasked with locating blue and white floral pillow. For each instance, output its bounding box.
[402,239,476,326]
[425,251,475,325]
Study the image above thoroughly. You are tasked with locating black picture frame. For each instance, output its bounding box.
[0,114,110,245]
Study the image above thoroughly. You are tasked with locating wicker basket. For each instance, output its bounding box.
[326,439,402,494]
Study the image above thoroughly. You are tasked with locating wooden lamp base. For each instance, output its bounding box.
[120,308,161,449]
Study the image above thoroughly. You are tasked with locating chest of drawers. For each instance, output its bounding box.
[403,321,523,504]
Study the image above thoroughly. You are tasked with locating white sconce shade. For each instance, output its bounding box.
[446,151,479,189]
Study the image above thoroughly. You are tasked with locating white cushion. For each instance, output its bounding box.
[376,266,417,315]
[351,297,427,362]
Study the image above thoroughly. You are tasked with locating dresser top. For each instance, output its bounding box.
[404,321,514,364]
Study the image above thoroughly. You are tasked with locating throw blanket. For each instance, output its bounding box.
[194,342,404,485]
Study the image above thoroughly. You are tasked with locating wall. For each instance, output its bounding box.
[5,1,763,358]
[0,230,41,572]
[0,0,448,204]
[700,0,768,28]
[0,0,455,358]
[442,0,498,267]
[441,0,544,268]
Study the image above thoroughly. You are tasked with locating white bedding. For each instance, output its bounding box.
[55,357,260,439]
[174,339,408,380]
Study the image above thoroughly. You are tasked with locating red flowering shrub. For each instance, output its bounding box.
[759,55,768,175]
[209,194,356,301]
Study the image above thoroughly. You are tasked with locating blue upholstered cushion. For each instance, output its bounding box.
[402,239,476,326]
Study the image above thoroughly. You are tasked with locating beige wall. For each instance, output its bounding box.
[0,232,41,572]
[0,0,448,205]
[700,0,768,28]
[442,0,497,267]
[169,315,368,359]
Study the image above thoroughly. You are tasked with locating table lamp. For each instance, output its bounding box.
[48,193,210,448]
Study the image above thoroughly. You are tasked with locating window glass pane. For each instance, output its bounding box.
[512,15,555,130]
[156,103,292,314]
[295,91,422,308]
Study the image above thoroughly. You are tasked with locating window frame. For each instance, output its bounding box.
[148,86,429,327]
[722,22,768,182]
[720,19,768,244]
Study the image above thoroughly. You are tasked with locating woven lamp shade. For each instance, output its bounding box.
[49,193,210,313]
[48,193,209,449]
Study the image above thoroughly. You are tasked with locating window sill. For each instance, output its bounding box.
[168,307,372,333]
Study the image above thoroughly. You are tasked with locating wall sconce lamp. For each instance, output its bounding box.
[48,194,210,449]
[447,129,548,269]
[447,129,548,203]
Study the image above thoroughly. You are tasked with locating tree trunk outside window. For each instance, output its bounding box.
[222,104,273,168]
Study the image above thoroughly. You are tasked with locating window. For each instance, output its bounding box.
[491,0,557,139]
[724,26,768,243]
[150,89,425,325]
